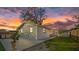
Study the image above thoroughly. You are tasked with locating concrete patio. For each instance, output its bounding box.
[0,37,47,51]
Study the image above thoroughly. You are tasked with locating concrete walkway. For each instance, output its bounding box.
[0,38,46,51]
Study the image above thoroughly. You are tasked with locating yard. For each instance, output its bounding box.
[45,36,79,51]
[0,41,5,51]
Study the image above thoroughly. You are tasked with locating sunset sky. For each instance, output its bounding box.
[0,7,79,30]
[43,7,79,25]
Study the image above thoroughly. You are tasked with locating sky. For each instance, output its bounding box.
[43,7,79,25]
[0,7,79,30]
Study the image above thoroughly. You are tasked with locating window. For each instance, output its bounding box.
[30,27,33,32]
[43,28,46,32]
[20,29,23,33]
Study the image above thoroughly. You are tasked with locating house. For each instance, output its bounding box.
[0,29,17,39]
[42,25,59,37]
[18,21,49,40]
[70,28,79,37]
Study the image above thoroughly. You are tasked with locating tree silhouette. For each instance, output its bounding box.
[72,15,79,22]
[21,7,47,25]
[72,15,79,28]
[21,8,34,21]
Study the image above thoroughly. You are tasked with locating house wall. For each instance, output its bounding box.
[0,32,15,39]
[70,29,79,37]
[46,29,59,37]
[19,23,49,40]
[36,26,49,40]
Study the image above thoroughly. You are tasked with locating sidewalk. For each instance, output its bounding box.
[0,38,45,51]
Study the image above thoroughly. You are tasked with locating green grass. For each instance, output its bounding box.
[45,37,79,51]
[0,41,5,51]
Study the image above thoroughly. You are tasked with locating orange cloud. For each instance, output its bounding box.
[0,17,22,30]
[42,16,72,25]
[8,18,22,27]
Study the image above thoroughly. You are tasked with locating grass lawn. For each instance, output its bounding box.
[0,41,5,51]
[45,37,79,51]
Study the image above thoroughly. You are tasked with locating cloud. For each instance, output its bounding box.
[0,7,27,18]
[47,7,79,17]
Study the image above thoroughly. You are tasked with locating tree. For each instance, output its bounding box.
[33,8,47,25]
[72,14,79,22]
[72,15,79,28]
[21,7,47,25]
[21,8,34,21]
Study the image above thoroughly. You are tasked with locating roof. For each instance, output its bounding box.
[0,29,17,33]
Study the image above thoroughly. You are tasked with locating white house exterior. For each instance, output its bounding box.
[19,21,49,40]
